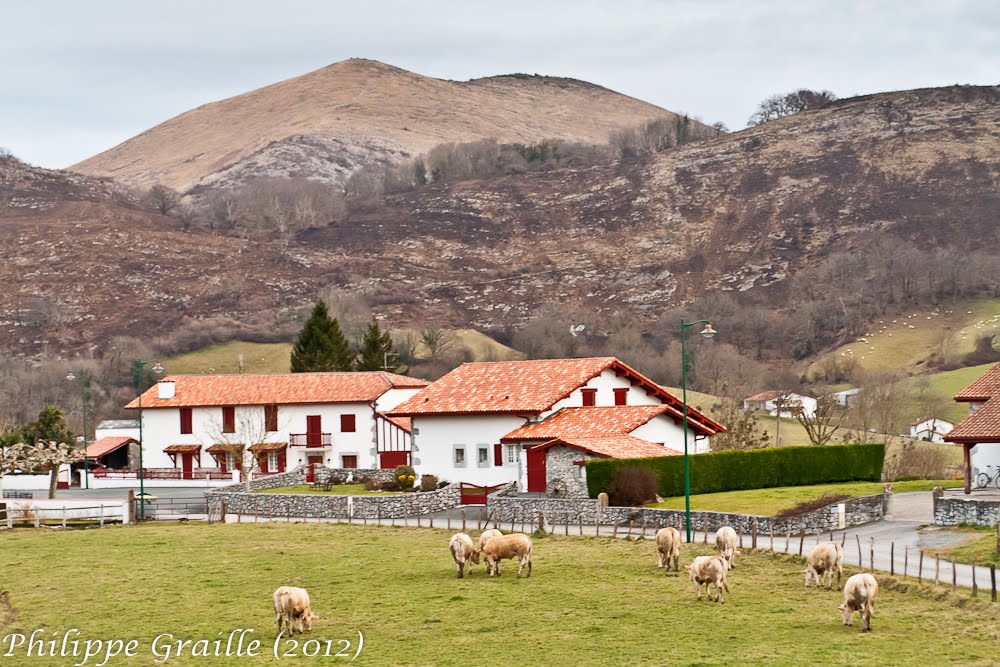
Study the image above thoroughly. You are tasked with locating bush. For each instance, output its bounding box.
[419,474,438,492]
[605,466,659,507]
[585,444,885,498]
[393,464,416,491]
[365,478,401,492]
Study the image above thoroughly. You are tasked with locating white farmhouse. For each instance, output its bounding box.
[743,390,817,419]
[122,372,428,485]
[944,362,1000,493]
[387,357,724,494]
[909,417,954,443]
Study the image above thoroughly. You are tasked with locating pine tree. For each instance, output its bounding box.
[355,318,401,372]
[290,301,356,372]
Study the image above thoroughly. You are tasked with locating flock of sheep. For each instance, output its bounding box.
[270,525,878,637]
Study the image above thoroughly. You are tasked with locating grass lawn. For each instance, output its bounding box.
[649,480,962,516]
[922,525,1000,567]
[255,484,401,496]
[1,523,998,666]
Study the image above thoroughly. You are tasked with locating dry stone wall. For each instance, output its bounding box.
[934,496,1000,526]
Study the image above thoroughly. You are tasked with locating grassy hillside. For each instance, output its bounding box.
[2,523,997,666]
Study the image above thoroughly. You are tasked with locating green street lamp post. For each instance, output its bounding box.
[66,369,92,489]
[133,359,164,519]
[680,319,717,543]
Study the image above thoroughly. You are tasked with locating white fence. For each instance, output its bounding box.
[1,498,130,527]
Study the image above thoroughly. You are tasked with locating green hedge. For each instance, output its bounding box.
[585,444,885,498]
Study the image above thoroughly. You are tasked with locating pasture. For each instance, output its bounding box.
[1,523,998,666]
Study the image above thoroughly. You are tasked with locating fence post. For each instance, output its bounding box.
[769,523,774,551]
[903,545,909,580]
[479,507,484,531]
[613,522,619,538]
[62,506,67,530]
[972,561,978,597]
[99,504,105,528]
[918,550,924,584]
[786,528,791,554]
[890,542,895,576]
[564,512,569,536]
[578,514,583,536]
[752,522,757,550]
[510,507,516,533]
[595,516,600,537]
[254,499,259,523]
[798,533,805,557]
[461,509,467,532]
[869,538,875,573]
[952,558,957,591]
[427,511,432,529]
[990,565,996,602]
[446,510,451,531]
[856,535,862,566]
[935,554,940,586]
[703,519,708,544]
[417,512,421,528]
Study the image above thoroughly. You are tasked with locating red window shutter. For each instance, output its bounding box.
[494,443,503,466]
[614,388,628,406]
[264,405,278,432]
[179,408,193,434]
[222,406,235,433]
[259,455,268,474]
[341,414,356,432]
[582,388,597,407]
[277,450,286,473]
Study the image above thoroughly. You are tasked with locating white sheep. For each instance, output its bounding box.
[805,541,844,590]
[839,573,878,632]
[449,532,480,578]
[480,533,532,578]
[688,555,730,603]
[273,586,318,635]
[478,529,504,575]
[715,526,738,569]
[655,527,681,574]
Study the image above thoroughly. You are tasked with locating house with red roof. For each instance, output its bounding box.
[123,372,428,484]
[743,390,817,418]
[387,357,724,494]
[944,362,1000,493]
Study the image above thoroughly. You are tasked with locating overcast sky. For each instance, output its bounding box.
[3,0,997,169]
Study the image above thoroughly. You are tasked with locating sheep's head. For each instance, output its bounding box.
[837,603,851,625]
[470,550,481,565]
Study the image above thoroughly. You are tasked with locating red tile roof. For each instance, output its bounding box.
[125,372,428,410]
[163,444,202,454]
[379,413,413,433]
[502,405,715,440]
[744,390,785,402]
[945,363,1000,443]
[388,357,724,433]
[531,436,683,459]
[85,436,135,459]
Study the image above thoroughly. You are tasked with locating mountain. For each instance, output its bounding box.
[70,58,697,194]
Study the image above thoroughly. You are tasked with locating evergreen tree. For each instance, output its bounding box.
[290,301,355,372]
[355,319,401,372]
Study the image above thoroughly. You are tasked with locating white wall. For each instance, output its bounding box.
[971,443,1000,482]
[630,414,701,453]
[375,387,423,412]
[94,425,140,441]
[411,414,527,486]
[0,464,72,490]
[543,369,661,417]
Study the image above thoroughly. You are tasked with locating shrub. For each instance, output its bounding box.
[605,466,659,507]
[775,493,851,517]
[393,464,416,491]
[585,444,885,498]
[365,478,401,492]
[419,474,438,492]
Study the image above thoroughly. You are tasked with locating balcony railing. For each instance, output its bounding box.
[289,433,332,447]
[91,468,231,481]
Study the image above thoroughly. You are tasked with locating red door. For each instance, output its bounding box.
[527,447,547,493]
[379,451,409,469]
[306,454,323,483]
[306,415,322,447]
[181,453,194,480]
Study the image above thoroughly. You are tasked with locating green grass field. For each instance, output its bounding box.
[1,523,998,666]
[921,525,1000,567]
[258,484,401,496]
[650,480,962,515]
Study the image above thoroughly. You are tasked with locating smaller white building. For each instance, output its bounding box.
[909,417,954,444]
[743,391,817,419]
[830,388,861,408]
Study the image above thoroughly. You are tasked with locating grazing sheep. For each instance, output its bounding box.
[480,533,532,578]
[688,555,730,603]
[839,573,878,632]
[449,532,480,578]
[805,541,844,590]
[273,586,318,635]
[655,527,681,574]
[715,526,738,569]
[478,529,504,575]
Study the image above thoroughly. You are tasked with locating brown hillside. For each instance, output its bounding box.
[70,59,693,193]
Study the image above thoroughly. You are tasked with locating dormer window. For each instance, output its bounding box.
[614,388,628,406]
[581,388,597,407]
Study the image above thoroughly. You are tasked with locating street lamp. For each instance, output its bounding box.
[66,369,92,489]
[680,319,717,543]
[133,359,164,520]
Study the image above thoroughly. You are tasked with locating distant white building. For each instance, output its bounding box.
[743,391,817,419]
[909,417,954,444]
[830,388,862,408]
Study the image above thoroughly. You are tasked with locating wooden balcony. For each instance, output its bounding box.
[289,433,332,447]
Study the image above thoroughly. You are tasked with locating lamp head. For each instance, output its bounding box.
[700,324,717,339]
[152,362,165,375]
[66,371,76,382]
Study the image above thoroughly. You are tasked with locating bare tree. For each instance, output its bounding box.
[146,184,181,215]
[205,409,287,492]
[793,394,846,447]
[748,89,837,126]
[420,328,459,363]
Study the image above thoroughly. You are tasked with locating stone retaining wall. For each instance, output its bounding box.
[213,466,395,493]
[934,496,1000,526]
[487,492,887,535]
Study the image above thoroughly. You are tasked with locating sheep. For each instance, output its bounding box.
[688,555,730,603]
[480,532,532,578]
[449,532,480,578]
[273,586,318,635]
[478,529,504,575]
[715,526,738,569]
[839,573,878,632]
[805,541,844,590]
[655,527,681,574]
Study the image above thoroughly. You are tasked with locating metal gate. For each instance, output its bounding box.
[460,482,505,505]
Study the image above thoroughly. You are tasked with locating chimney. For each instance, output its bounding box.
[157,380,176,400]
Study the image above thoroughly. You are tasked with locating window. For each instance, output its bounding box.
[267,451,278,472]
[614,388,628,406]
[341,455,358,469]
[340,414,356,432]
[478,446,489,467]
[225,452,236,470]
[264,405,278,432]
[506,445,520,464]
[581,388,597,407]
[222,406,236,433]
[179,408,193,434]
[454,446,466,467]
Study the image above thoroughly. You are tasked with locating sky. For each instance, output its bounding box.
[2,0,997,169]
